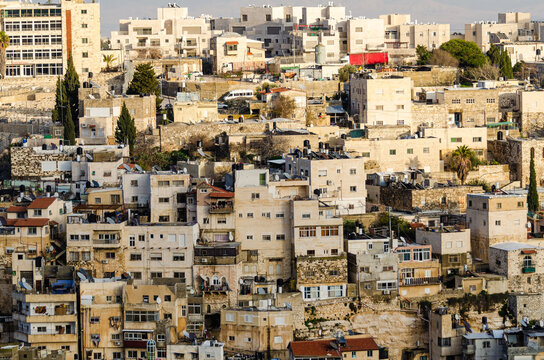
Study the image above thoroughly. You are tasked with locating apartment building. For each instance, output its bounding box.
[80,281,125,360]
[210,32,266,74]
[465,12,534,51]
[220,306,294,359]
[395,244,441,298]
[0,0,100,77]
[346,18,385,54]
[489,138,544,187]
[466,193,528,262]
[79,95,157,145]
[12,266,78,360]
[381,14,450,50]
[149,172,192,223]
[428,307,465,360]
[350,76,413,127]
[234,169,308,282]
[517,90,544,135]
[284,149,367,215]
[196,181,235,243]
[415,227,472,276]
[462,331,506,359]
[110,5,211,59]
[292,199,348,301]
[489,242,544,293]
[346,232,399,296]
[499,42,544,66]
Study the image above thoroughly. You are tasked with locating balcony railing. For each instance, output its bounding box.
[522,266,536,273]
[93,239,120,247]
[401,277,441,286]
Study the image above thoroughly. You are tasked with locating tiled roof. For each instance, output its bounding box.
[14,218,50,227]
[28,198,56,209]
[290,337,379,358]
[6,206,27,213]
[340,337,379,352]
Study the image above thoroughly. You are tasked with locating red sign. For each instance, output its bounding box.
[349,52,388,66]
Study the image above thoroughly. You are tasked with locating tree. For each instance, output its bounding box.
[465,63,500,80]
[0,31,9,79]
[52,77,69,124]
[272,96,296,119]
[440,39,487,68]
[64,55,80,134]
[487,44,501,66]
[450,146,476,184]
[102,54,117,72]
[338,64,357,82]
[416,45,432,65]
[528,151,539,213]
[513,61,526,77]
[127,62,162,108]
[63,107,76,146]
[499,50,514,79]
[115,102,137,155]
[429,49,459,67]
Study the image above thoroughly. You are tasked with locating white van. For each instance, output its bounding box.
[223,89,254,101]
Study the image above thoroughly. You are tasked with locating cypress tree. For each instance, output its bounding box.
[528,151,539,213]
[127,62,162,109]
[64,55,80,134]
[500,51,514,79]
[52,77,68,124]
[115,102,137,155]
[63,107,76,146]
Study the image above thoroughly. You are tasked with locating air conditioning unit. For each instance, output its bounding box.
[113,341,121,346]
[102,260,109,264]
[382,290,391,295]
[326,180,333,185]
[201,258,208,263]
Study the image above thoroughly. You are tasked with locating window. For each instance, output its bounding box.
[261,212,271,218]
[150,272,162,278]
[90,317,100,324]
[367,350,373,357]
[451,137,462,143]
[318,170,328,177]
[389,149,396,155]
[82,38,89,44]
[466,98,475,104]
[518,201,525,208]
[105,252,115,259]
[125,311,159,322]
[413,248,431,261]
[495,220,501,226]
[276,213,285,218]
[276,234,286,240]
[473,137,482,142]
[173,253,185,261]
[328,285,342,298]
[247,213,254,218]
[321,226,339,236]
[483,341,491,348]
[350,168,357,175]
[350,186,357,192]
[28,227,37,235]
[423,147,429,154]
[523,255,533,268]
[158,181,170,187]
[486,98,496,104]
[375,105,384,110]
[150,253,162,261]
[262,235,271,241]
[302,213,311,219]
[452,99,461,104]
[82,52,89,58]
[217,218,227,224]
[93,353,102,360]
[407,148,414,154]
[81,9,88,14]
[307,250,315,256]
[303,286,320,299]
[497,203,502,209]
[251,193,260,200]
[438,337,451,347]
[159,197,169,203]
[299,227,316,237]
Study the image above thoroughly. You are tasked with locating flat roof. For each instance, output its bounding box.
[490,242,542,251]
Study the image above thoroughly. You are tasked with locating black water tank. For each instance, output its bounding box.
[303,139,310,148]
[19,185,25,193]
[42,144,47,150]
[77,147,83,155]
[88,72,93,79]
[46,185,52,193]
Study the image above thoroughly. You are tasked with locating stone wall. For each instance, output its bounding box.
[11,147,71,179]
[431,165,512,187]
[521,112,544,135]
[508,293,543,323]
[379,185,484,213]
[489,138,544,187]
[295,256,348,285]
[412,102,449,128]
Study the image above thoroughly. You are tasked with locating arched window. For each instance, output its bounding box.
[523,255,533,268]
[212,275,221,285]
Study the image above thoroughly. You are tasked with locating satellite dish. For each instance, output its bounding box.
[20,278,32,291]
[228,232,234,241]
[540,320,544,327]
[134,165,143,172]
[92,180,100,188]
[86,153,93,161]
[106,218,115,224]
[156,297,161,305]
[49,245,54,252]
[183,330,191,339]
[329,341,338,350]
[455,314,460,320]
[122,164,132,172]
[77,272,87,281]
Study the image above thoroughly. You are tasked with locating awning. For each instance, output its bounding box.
[486,121,514,128]
[521,249,537,254]
[225,41,238,45]
[267,159,286,165]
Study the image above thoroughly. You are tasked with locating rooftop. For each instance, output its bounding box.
[27,197,56,209]
[490,242,542,251]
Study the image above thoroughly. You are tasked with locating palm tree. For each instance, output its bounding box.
[450,145,476,185]
[0,31,10,79]
[103,54,117,72]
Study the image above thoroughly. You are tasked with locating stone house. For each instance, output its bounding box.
[289,336,382,360]
[508,293,544,324]
[395,244,441,298]
[428,307,465,360]
[346,233,399,296]
[466,193,528,262]
[196,181,235,244]
[415,226,472,276]
[517,90,544,135]
[462,331,506,360]
[489,242,544,293]
[149,172,192,223]
[173,100,218,124]
[220,306,294,360]
[264,88,307,121]
[421,126,488,162]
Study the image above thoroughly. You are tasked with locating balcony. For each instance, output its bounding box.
[93,239,121,248]
[209,201,233,214]
[522,267,536,273]
[400,277,441,286]
[201,284,230,294]
[15,331,77,344]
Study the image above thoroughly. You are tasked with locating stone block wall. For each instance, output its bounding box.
[296,256,348,285]
[508,293,543,323]
[11,147,71,179]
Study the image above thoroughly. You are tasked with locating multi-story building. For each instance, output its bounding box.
[210,32,265,74]
[346,18,385,54]
[395,244,441,298]
[220,306,294,359]
[416,226,472,276]
[149,172,192,223]
[284,149,367,215]
[196,181,235,243]
[466,193,528,262]
[462,331,506,359]
[428,307,465,360]
[465,12,534,51]
[346,231,399,296]
[0,0,100,77]
[110,5,211,59]
[12,266,78,360]
[350,76,413,127]
[381,14,450,50]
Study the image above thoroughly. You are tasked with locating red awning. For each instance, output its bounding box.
[521,249,537,254]
[209,192,234,198]
[226,41,239,45]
